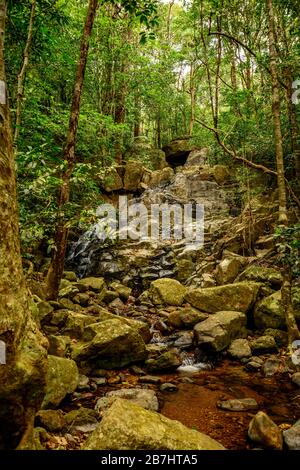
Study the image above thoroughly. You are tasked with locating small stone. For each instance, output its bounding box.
[262,357,281,377]
[95,388,159,413]
[139,375,161,385]
[91,369,109,378]
[217,398,258,412]
[292,372,300,387]
[130,365,145,375]
[93,377,107,386]
[160,383,178,392]
[77,374,90,391]
[248,411,283,450]
[245,356,263,371]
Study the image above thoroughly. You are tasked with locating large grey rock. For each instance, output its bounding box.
[194,311,247,352]
[185,282,261,314]
[84,398,225,450]
[42,356,79,409]
[71,319,147,370]
[248,411,283,450]
[283,419,300,450]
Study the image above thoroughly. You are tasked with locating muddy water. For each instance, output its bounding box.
[159,361,300,449]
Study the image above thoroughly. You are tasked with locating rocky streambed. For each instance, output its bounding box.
[27,140,300,451]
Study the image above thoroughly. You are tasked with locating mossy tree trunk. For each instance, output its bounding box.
[0,0,47,449]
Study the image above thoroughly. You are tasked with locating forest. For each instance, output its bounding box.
[0,0,300,454]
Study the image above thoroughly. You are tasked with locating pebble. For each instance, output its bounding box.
[139,375,161,384]
[160,383,178,392]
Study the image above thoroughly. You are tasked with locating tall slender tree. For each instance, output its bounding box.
[0,0,47,449]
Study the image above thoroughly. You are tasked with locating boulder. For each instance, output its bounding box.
[194,311,247,352]
[145,348,182,372]
[212,165,231,185]
[185,282,260,314]
[95,389,159,413]
[147,167,174,188]
[63,312,96,339]
[175,258,194,282]
[36,301,53,321]
[254,289,300,330]
[283,419,300,450]
[237,265,282,288]
[250,335,277,354]
[35,410,65,432]
[42,356,79,409]
[184,148,208,167]
[78,277,105,293]
[63,271,78,282]
[83,398,225,450]
[215,258,244,285]
[228,339,252,359]
[179,306,208,328]
[248,411,283,450]
[110,282,132,300]
[123,160,145,191]
[71,319,147,370]
[64,408,98,433]
[48,335,70,357]
[101,167,123,192]
[149,278,187,306]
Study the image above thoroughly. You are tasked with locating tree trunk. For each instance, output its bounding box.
[266,0,288,224]
[189,62,196,136]
[13,0,36,146]
[46,0,99,300]
[0,0,47,449]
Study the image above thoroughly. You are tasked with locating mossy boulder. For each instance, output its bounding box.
[123,160,145,191]
[84,399,225,450]
[63,312,97,339]
[110,282,132,300]
[42,356,79,409]
[248,411,283,450]
[215,257,244,285]
[194,311,247,352]
[254,288,300,330]
[228,339,252,359]
[185,282,261,314]
[35,410,65,432]
[212,165,231,185]
[149,278,187,306]
[78,277,105,293]
[101,167,123,192]
[145,348,182,372]
[71,319,147,370]
[237,265,283,288]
